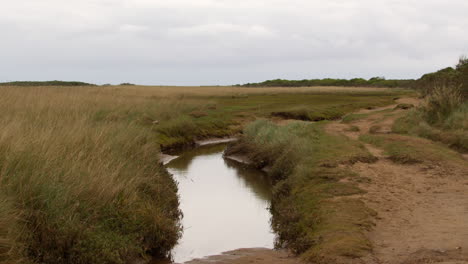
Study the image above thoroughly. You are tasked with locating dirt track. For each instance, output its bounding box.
[326,98,468,264]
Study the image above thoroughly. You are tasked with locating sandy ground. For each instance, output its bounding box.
[326,98,468,264]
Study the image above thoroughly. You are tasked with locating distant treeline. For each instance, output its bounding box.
[239,77,415,88]
[413,56,468,99]
[240,57,468,96]
[0,81,95,86]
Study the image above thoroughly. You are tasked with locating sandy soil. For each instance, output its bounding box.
[326,98,468,264]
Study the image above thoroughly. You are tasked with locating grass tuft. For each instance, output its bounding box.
[423,85,463,125]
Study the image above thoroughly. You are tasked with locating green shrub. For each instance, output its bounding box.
[423,85,463,125]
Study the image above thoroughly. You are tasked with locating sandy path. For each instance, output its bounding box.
[326,98,468,264]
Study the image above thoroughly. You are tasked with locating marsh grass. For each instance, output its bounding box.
[0,86,184,263]
[0,85,405,263]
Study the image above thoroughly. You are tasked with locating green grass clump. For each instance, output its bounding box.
[423,85,463,125]
[226,120,377,262]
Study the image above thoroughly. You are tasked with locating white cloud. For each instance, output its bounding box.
[168,23,274,37]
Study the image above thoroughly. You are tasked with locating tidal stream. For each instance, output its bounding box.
[165,144,275,263]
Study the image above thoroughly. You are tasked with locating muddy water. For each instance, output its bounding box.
[165,144,274,263]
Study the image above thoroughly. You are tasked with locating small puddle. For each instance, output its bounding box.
[163,144,274,263]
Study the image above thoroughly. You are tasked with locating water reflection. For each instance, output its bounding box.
[224,159,272,201]
[165,144,274,263]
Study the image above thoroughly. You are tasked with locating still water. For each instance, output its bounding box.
[166,144,274,263]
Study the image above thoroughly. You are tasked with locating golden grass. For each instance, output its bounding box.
[0,86,185,263]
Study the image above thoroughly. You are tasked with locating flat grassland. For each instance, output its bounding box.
[0,85,407,264]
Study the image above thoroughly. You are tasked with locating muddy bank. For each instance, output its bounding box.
[159,137,238,164]
[159,153,179,165]
[161,137,239,154]
[150,248,303,264]
[184,248,303,264]
[195,137,238,146]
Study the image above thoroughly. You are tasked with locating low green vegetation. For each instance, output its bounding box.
[225,120,377,263]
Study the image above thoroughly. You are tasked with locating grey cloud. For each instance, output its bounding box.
[0,0,467,85]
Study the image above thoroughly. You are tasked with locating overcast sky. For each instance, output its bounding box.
[1,0,467,85]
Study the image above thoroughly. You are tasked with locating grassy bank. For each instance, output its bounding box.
[0,85,406,263]
[225,120,378,263]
